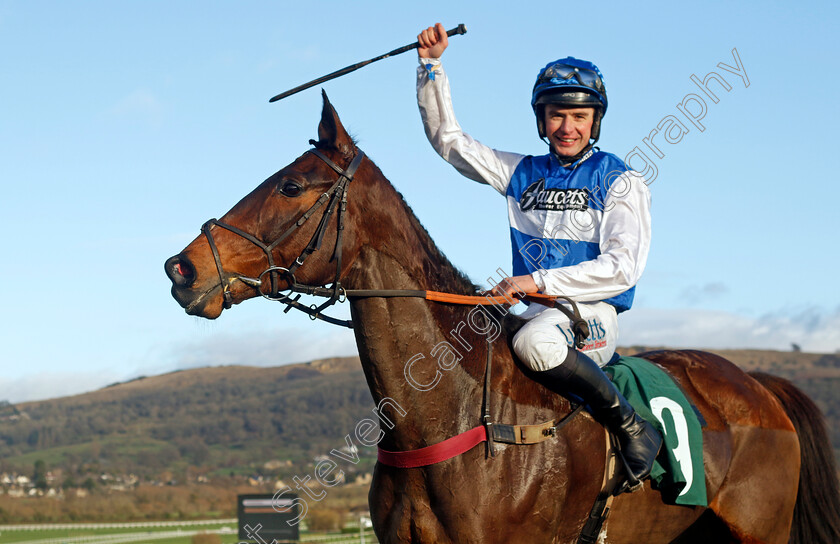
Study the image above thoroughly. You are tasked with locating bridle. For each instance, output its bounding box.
[201,145,364,327]
[198,143,591,342]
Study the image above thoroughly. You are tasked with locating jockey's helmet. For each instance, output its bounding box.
[531,57,608,142]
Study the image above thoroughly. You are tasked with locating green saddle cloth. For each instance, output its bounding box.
[604,356,708,506]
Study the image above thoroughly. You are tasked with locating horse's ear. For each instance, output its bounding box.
[317,90,354,155]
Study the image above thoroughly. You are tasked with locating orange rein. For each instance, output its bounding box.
[424,290,559,308]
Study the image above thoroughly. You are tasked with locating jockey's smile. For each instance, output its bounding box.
[544,104,594,158]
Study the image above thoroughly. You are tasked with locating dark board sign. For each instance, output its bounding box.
[238,493,300,543]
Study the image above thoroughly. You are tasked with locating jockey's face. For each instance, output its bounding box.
[544,105,594,158]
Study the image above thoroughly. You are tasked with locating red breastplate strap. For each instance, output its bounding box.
[377,425,487,468]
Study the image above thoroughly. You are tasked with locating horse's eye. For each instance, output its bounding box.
[278,181,302,197]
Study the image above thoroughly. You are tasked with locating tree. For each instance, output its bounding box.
[33,459,48,491]
[62,475,77,489]
[306,507,344,532]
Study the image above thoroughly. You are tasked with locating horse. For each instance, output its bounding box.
[164,93,840,544]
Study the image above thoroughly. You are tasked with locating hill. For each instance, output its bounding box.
[1,349,837,483]
[0,357,377,481]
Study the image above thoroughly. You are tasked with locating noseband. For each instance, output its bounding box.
[201,146,365,327]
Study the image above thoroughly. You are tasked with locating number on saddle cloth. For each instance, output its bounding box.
[604,356,708,507]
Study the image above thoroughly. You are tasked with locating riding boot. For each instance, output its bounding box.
[537,349,663,487]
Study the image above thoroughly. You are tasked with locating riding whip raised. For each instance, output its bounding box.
[269,24,467,102]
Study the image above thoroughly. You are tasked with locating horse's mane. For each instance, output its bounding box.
[352,148,480,297]
[317,138,526,339]
[311,137,476,293]
[386,168,527,340]
[394,189,481,295]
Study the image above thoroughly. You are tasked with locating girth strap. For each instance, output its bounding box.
[577,431,622,544]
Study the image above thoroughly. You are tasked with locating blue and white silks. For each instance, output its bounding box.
[417,59,651,313]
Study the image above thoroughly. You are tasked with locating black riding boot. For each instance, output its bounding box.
[537,349,662,488]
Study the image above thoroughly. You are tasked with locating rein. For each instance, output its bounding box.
[201,145,591,345]
[199,145,592,468]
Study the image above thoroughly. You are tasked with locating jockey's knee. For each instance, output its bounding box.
[512,321,570,372]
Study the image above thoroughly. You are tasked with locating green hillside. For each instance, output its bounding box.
[1,349,837,485]
[0,357,378,480]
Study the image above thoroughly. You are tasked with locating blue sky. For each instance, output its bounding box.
[1,1,838,402]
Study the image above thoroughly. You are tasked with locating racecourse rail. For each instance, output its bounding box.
[0,519,237,530]
[0,520,379,544]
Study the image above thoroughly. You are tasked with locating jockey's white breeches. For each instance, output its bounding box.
[512,301,618,371]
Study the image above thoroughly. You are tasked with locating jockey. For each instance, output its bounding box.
[416,23,662,485]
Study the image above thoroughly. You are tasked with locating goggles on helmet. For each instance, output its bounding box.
[531,58,608,114]
[536,62,605,95]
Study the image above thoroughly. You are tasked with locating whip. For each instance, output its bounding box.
[269,24,467,102]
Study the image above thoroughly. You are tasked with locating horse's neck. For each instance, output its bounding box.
[343,172,476,299]
[344,195,486,451]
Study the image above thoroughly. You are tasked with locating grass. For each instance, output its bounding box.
[0,524,375,544]
[0,521,238,543]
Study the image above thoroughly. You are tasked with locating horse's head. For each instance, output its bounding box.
[165,92,366,319]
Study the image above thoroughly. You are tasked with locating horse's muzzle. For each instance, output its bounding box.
[165,254,196,288]
[165,253,221,318]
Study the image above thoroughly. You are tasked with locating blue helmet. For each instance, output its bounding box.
[531,57,608,142]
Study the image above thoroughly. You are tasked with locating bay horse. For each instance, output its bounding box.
[165,94,840,543]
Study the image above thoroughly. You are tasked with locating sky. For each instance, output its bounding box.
[1,1,838,403]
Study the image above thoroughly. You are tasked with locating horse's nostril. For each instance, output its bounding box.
[165,255,195,287]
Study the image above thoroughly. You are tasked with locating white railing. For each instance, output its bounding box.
[0,519,236,531]
[0,527,235,544]
[0,521,378,543]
